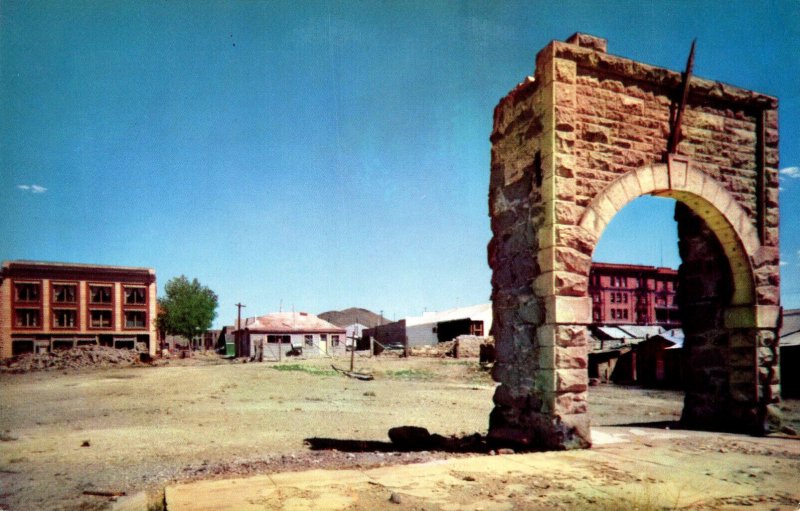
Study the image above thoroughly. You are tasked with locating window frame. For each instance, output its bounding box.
[14,308,41,328]
[123,286,147,305]
[52,308,79,329]
[89,283,114,305]
[14,281,42,303]
[89,309,114,329]
[52,283,78,304]
[123,310,147,330]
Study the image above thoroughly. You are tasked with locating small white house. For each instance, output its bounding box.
[233,311,346,359]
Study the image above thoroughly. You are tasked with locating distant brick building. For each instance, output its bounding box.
[0,260,157,358]
[589,262,679,329]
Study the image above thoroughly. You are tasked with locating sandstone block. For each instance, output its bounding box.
[553,391,588,415]
[756,285,780,305]
[555,153,576,178]
[582,123,611,145]
[565,33,607,52]
[555,83,576,108]
[556,368,588,393]
[553,271,588,296]
[579,206,608,239]
[545,295,591,324]
[554,58,576,84]
[555,200,582,225]
[757,346,777,366]
[554,246,592,274]
[553,413,592,450]
[758,366,779,385]
[555,226,596,255]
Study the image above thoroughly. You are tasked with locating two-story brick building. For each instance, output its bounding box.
[589,262,679,329]
[0,260,157,358]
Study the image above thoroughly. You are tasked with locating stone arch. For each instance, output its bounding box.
[578,158,759,306]
[487,33,782,451]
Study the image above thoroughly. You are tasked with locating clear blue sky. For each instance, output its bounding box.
[2,1,798,327]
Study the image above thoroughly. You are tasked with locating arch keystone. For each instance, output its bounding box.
[667,153,690,189]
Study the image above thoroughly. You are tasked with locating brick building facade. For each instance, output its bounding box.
[589,262,679,329]
[0,261,157,358]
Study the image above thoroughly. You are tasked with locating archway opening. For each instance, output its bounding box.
[586,195,687,429]
[580,177,775,436]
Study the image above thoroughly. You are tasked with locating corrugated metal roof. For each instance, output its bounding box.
[405,303,492,326]
[617,325,664,338]
[781,331,800,348]
[596,326,632,340]
[233,312,344,334]
[655,328,684,349]
[781,309,800,338]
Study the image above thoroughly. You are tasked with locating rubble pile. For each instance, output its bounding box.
[0,346,144,373]
[410,336,494,359]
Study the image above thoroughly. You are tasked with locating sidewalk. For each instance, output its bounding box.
[161,427,800,511]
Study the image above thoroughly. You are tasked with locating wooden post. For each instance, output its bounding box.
[350,336,355,372]
[235,302,246,358]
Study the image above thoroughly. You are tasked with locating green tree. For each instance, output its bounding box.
[157,276,218,350]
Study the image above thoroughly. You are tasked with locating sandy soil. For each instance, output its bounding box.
[0,354,798,511]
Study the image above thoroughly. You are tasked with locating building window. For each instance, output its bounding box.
[53,284,77,303]
[53,309,77,328]
[320,334,327,344]
[623,293,628,304]
[90,310,113,328]
[15,308,40,327]
[90,285,113,304]
[623,309,628,320]
[124,287,147,305]
[305,334,314,346]
[331,335,340,346]
[124,311,146,328]
[610,293,616,303]
[15,282,40,302]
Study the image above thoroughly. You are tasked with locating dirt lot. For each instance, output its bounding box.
[1,353,798,511]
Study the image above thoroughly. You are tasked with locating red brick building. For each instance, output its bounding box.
[0,260,157,358]
[589,262,679,329]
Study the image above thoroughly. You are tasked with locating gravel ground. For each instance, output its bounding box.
[0,354,797,511]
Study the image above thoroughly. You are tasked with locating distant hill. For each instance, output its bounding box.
[318,308,390,328]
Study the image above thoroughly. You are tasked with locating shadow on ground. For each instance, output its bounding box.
[305,426,500,454]
[608,420,682,429]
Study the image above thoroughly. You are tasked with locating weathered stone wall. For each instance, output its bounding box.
[488,33,781,450]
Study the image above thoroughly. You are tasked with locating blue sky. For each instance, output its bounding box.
[2,1,798,327]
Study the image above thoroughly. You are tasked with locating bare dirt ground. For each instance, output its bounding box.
[1,353,798,511]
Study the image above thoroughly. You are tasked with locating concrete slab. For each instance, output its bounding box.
[165,427,800,511]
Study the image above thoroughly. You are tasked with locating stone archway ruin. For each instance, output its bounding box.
[487,33,781,450]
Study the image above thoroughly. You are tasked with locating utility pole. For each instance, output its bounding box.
[235,303,246,358]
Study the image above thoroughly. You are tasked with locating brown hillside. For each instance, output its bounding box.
[318,308,389,328]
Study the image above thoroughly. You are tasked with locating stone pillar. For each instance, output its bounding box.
[487,36,593,450]
[677,203,781,434]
